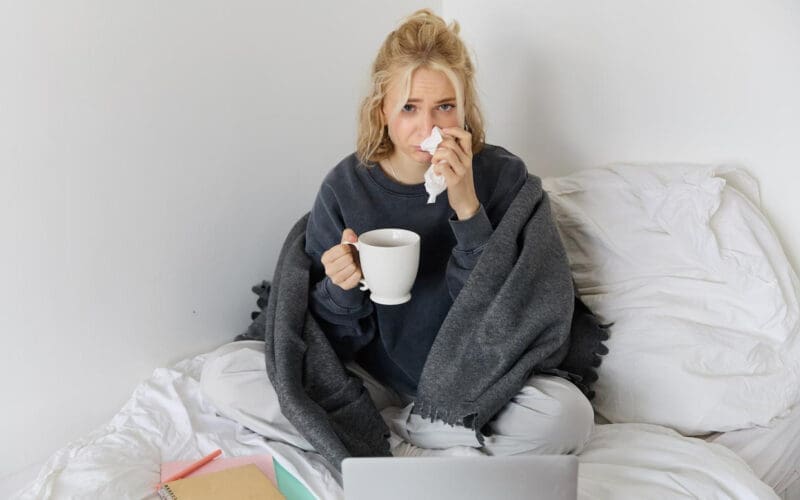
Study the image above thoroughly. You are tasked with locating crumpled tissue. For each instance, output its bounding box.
[421,126,446,204]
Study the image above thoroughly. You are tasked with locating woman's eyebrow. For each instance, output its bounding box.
[406,97,456,104]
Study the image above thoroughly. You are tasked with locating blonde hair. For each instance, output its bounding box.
[356,9,486,166]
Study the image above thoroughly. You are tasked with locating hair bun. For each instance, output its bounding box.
[406,8,460,34]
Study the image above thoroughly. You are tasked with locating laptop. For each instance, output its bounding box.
[342,455,578,500]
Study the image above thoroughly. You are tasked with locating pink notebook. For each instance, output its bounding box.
[160,454,277,484]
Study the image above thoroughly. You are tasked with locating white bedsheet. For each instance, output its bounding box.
[13,352,341,500]
[706,403,800,497]
[579,424,777,499]
[13,351,779,500]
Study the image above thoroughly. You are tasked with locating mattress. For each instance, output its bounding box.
[11,346,790,499]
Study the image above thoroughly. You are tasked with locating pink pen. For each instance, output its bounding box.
[156,449,222,489]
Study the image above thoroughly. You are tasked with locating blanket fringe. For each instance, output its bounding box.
[412,399,485,446]
[234,280,271,342]
[565,320,612,400]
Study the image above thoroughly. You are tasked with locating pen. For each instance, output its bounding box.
[156,448,222,489]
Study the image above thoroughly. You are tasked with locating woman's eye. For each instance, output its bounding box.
[401,103,454,112]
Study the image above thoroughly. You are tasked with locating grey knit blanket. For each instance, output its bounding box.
[252,175,609,470]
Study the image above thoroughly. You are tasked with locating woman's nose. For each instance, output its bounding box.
[419,112,435,134]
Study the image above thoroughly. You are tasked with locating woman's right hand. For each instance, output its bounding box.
[320,228,363,290]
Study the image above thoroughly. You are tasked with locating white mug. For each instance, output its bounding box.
[344,228,421,305]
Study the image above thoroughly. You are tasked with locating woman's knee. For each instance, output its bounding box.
[489,375,594,455]
[528,376,594,454]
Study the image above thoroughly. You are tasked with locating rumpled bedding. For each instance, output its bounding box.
[579,423,778,499]
[13,351,778,500]
[543,164,800,435]
[706,402,800,496]
[12,353,340,500]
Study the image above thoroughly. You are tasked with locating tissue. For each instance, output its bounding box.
[420,126,446,204]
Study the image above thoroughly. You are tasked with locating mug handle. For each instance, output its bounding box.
[342,241,369,291]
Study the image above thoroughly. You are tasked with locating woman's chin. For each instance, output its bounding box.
[395,148,432,169]
[414,150,433,162]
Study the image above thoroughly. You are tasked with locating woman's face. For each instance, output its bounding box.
[382,67,461,169]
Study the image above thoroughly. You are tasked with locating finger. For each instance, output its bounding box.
[433,149,465,179]
[332,262,359,284]
[340,268,363,289]
[324,228,359,266]
[333,263,363,288]
[341,228,358,244]
[441,125,471,146]
[441,127,473,155]
[321,243,347,265]
[433,159,458,185]
[436,135,458,151]
[438,136,468,163]
[323,239,358,268]
[431,144,457,168]
[439,145,467,176]
[328,251,357,275]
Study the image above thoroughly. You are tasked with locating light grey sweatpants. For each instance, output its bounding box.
[199,340,594,457]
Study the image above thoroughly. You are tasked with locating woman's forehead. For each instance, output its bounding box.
[389,67,456,101]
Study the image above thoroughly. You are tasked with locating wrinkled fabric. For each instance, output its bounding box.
[544,164,800,434]
[578,424,778,499]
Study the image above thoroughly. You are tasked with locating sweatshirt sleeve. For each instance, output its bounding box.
[445,152,529,299]
[305,181,376,361]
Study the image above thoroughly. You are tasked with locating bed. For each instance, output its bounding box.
[13,163,800,499]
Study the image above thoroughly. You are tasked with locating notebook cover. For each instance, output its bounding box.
[274,459,316,500]
[160,454,276,484]
[159,463,284,499]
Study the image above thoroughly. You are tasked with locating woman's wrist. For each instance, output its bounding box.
[455,200,481,220]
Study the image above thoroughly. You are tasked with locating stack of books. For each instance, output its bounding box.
[157,450,314,500]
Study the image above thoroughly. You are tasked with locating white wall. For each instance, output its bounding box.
[0,0,436,476]
[444,0,800,269]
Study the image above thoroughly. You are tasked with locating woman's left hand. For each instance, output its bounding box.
[432,126,480,220]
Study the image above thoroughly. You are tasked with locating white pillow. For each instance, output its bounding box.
[543,164,800,435]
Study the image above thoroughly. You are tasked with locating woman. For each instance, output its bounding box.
[202,9,594,462]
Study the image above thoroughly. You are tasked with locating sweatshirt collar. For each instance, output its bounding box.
[365,161,429,196]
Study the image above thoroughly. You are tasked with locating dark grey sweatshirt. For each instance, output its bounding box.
[304,144,528,396]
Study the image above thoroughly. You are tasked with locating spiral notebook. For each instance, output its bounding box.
[157,464,285,499]
[159,453,315,500]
